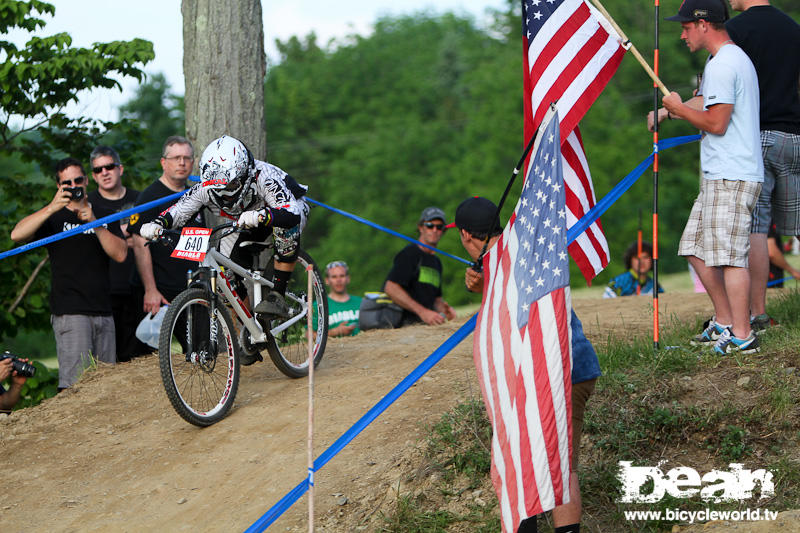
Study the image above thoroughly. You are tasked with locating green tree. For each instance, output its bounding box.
[115,72,185,180]
[0,0,154,337]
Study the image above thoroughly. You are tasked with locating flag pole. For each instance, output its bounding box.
[652,0,661,349]
[587,0,670,97]
[306,265,315,532]
[476,125,541,269]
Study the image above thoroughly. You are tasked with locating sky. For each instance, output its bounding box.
[7,0,508,123]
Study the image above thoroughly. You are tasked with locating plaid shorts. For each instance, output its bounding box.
[678,179,761,267]
[751,130,800,235]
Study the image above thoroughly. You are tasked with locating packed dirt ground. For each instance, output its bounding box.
[1,292,796,532]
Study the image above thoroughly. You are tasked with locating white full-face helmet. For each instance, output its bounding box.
[199,135,254,206]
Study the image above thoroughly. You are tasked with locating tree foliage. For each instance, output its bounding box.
[0,0,153,337]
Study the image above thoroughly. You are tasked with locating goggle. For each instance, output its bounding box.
[92,163,119,173]
[60,176,86,186]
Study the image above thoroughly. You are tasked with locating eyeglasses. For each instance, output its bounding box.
[326,261,348,272]
[59,176,86,186]
[92,163,119,173]
[423,222,445,231]
[164,155,194,163]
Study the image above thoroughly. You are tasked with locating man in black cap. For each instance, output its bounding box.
[455,196,601,533]
[651,0,763,355]
[383,206,456,325]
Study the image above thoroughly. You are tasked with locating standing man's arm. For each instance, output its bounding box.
[132,234,169,315]
[663,93,734,135]
[648,95,705,131]
[11,189,71,242]
[384,280,445,325]
[75,202,127,263]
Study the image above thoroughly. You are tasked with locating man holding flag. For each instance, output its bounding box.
[452,0,625,529]
[456,189,600,533]
[460,107,600,533]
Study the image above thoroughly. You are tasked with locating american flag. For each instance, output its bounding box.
[475,107,573,532]
[523,0,626,282]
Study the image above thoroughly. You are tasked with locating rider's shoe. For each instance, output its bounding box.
[254,291,290,320]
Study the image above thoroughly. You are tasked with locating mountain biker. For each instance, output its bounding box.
[138,135,309,320]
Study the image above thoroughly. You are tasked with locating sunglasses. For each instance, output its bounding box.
[423,222,445,231]
[59,176,86,186]
[92,163,119,173]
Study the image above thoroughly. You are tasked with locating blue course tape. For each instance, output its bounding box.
[0,175,204,262]
[0,190,186,262]
[243,314,478,533]
[305,197,472,266]
[767,276,796,287]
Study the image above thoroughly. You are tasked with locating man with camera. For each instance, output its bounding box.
[11,157,127,389]
[0,355,31,411]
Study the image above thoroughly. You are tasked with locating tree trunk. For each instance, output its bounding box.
[182,0,267,160]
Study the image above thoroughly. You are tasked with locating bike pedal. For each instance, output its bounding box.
[240,352,263,366]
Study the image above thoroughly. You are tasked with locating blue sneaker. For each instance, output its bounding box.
[690,319,725,346]
[714,329,760,355]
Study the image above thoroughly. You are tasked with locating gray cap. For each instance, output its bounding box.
[418,206,446,224]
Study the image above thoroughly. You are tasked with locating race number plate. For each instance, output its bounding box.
[170,227,212,261]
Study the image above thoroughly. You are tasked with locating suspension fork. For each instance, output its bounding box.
[208,270,219,356]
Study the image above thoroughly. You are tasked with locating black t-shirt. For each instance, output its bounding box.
[88,188,139,295]
[727,6,800,134]
[384,243,443,323]
[128,179,203,298]
[34,206,123,316]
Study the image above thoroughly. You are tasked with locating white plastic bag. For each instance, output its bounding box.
[135,305,168,349]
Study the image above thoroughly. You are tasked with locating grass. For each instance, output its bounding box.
[376,290,800,532]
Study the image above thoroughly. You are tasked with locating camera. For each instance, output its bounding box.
[65,187,85,201]
[0,351,36,378]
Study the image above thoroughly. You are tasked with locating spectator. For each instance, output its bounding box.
[455,196,601,533]
[87,145,149,361]
[654,0,763,354]
[0,357,30,411]
[11,158,127,388]
[726,0,800,332]
[383,206,456,326]
[128,136,202,324]
[324,261,362,337]
[603,241,664,298]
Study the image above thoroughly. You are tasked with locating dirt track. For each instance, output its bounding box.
[1,293,722,532]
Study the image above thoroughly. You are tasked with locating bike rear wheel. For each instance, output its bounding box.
[158,287,240,426]
[264,249,328,378]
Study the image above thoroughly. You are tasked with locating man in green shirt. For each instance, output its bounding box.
[325,261,362,337]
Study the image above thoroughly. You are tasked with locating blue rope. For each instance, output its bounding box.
[767,276,797,287]
[0,190,186,262]
[305,198,472,266]
[243,314,478,533]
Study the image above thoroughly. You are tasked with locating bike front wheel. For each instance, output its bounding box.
[264,249,328,378]
[158,287,240,426]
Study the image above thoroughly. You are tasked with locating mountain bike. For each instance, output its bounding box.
[154,222,328,426]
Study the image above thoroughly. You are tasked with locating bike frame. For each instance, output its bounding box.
[197,247,311,345]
